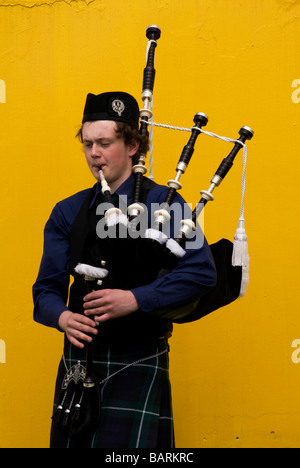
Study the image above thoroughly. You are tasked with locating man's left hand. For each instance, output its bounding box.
[83,289,139,323]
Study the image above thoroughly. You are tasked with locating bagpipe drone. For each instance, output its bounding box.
[53,25,254,437]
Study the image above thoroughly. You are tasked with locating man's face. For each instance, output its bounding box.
[82,120,139,192]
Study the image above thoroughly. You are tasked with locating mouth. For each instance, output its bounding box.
[94,164,106,172]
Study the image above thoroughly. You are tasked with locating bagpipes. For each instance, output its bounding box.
[53,25,254,437]
[94,24,254,322]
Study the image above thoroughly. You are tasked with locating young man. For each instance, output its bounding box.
[33,91,216,448]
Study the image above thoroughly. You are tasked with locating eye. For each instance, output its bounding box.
[99,140,113,148]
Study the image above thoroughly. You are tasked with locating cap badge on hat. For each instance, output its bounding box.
[112,99,125,117]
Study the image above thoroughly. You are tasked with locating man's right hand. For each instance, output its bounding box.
[58,310,98,349]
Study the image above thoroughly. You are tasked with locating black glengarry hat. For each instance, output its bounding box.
[82,91,140,128]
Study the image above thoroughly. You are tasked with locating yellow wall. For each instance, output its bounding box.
[1,0,300,448]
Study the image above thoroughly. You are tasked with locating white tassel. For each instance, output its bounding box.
[232,219,250,296]
[231,135,250,274]
[232,218,249,267]
[239,264,250,297]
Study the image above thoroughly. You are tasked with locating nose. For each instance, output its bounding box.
[91,142,102,157]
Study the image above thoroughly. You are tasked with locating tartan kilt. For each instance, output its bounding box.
[50,336,174,448]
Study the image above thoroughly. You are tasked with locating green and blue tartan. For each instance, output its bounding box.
[50,336,174,448]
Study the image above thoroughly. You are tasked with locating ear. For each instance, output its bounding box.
[128,139,140,157]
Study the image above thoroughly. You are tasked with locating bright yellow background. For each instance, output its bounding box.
[0,0,300,448]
